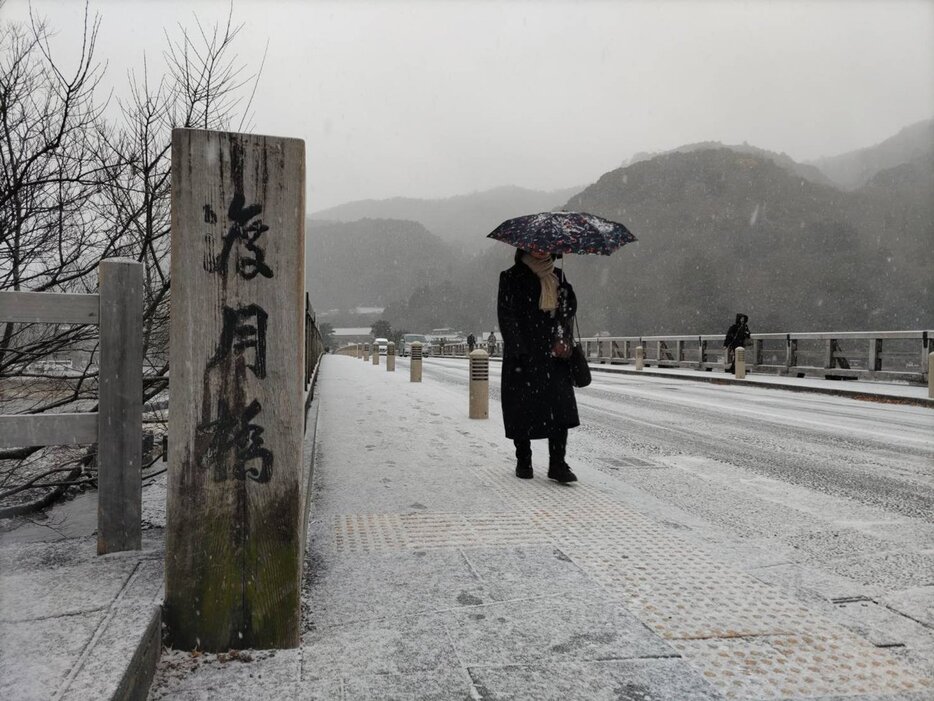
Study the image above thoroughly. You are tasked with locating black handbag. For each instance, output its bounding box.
[569,316,591,388]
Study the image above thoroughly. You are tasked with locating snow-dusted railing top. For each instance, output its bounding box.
[437,330,930,384]
[578,330,931,384]
[0,259,144,553]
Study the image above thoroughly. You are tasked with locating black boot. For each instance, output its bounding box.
[547,431,577,483]
[547,460,578,483]
[514,439,533,479]
[516,455,533,479]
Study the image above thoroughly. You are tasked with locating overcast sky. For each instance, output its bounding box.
[5,0,934,210]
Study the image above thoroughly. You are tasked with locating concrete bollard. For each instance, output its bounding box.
[928,352,933,399]
[387,342,395,372]
[735,347,746,379]
[372,345,380,366]
[469,349,489,419]
[635,346,644,371]
[410,341,423,382]
[363,343,370,361]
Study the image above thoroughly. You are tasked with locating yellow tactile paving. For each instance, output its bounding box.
[332,511,550,553]
[673,635,929,699]
[329,463,932,697]
[466,463,933,699]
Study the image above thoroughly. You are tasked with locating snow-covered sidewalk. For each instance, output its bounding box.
[0,531,163,701]
[147,355,932,700]
[3,353,930,700]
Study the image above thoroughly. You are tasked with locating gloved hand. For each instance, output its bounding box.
[552,338,572,359]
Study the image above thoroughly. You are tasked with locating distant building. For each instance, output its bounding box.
[332,327,376,348]
[428,327,465,343]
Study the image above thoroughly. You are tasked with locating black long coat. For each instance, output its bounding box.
[724,314,751,349]
[497,261,580,440]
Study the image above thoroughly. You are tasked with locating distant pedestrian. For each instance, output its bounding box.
[487,331,497,355]
[498,249,579,483]
[722,313,751,373]
[467,333,476,352]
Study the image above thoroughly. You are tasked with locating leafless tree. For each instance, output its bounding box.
[0,3,262,516]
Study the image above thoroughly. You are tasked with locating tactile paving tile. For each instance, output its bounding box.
[326,458,932,698]
[673,635,931,700]
[333,513,406,553]
[332,512,550,553]
[401,512,550,549]
[462,461,933,697]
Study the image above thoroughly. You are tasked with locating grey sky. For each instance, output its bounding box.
[5,0,934,210]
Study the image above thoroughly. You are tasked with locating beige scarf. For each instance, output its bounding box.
[522,253,559,312]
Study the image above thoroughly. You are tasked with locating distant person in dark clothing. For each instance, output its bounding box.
[498,249,579,483]
[487,332,497,355]
[723,313,751,373]
[467,333,476,352]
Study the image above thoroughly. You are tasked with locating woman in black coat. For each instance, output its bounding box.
[497,248,580,483]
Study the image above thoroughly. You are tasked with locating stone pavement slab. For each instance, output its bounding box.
[468,658,723,701]
[146,355,933,699]
[0,532,164,701]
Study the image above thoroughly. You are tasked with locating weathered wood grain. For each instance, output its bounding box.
[0,291,100,324]
[166,128,305,651]
[0,412,98,447]
[97,258,143,555]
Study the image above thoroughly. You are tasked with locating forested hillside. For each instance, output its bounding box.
[306,134,932,337]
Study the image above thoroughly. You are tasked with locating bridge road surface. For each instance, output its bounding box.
[149,354,934,700]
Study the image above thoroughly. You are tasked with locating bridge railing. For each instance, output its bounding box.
[581,330,931,384]
[304,293,325,405]
[0,259,143,553]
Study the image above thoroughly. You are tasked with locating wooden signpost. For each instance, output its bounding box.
[166,128,305,650]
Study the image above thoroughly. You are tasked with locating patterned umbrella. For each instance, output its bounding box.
[487,211,637,255]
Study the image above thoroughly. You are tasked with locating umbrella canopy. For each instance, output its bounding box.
[487,211,637,256]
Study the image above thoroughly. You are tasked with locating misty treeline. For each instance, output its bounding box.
[309,143,933,339]
[0,4,262,515]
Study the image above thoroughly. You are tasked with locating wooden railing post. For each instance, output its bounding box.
[97,258,143,555]
[166,128,305,651]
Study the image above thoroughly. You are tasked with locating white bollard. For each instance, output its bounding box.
[735,347,746,379]
[387,342,395,372]
[363,343,370,361]
[372,345,379,366]
[469,349,489,419]
[928,352,933,399]
[635,346,644,371]
[410,341,423,383]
